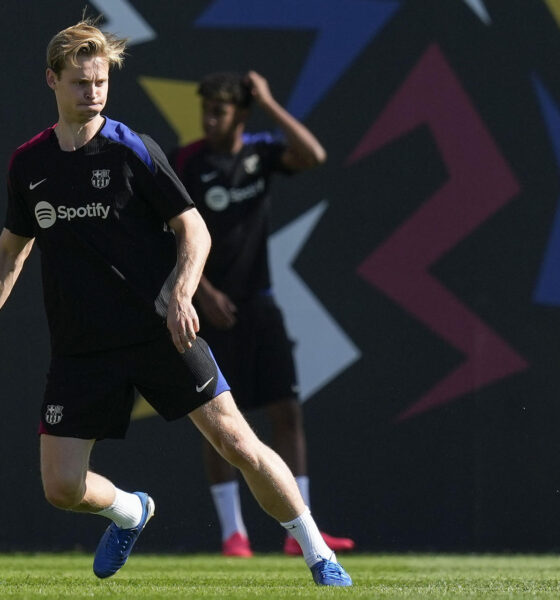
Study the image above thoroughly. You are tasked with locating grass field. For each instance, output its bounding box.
[2,553,560,599]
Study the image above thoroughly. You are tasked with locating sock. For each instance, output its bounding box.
[295,476,310,508]
[281,507,335,568]
[96,488,143,529]
[210,480,248,541]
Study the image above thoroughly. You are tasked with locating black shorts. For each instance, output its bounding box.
[199,293,298,411]
[39,335,229,440]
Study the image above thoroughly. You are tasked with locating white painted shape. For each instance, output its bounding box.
[269,201,361,400]
[90,0,156,45]
[461,0,492,25]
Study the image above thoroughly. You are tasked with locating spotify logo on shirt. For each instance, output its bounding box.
[34,201,57,229]
[34,201,111,229]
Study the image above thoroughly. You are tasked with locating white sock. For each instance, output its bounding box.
[96,488,143,529]
[210,480,247,541]
[281,507,335,568]
[295,476,310,508]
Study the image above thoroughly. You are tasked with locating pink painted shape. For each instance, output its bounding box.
[348,44,528,420]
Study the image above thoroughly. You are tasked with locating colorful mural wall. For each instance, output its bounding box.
[2,0,560,552]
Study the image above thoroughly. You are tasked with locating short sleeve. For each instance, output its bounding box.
[138,134,196,222]
[4,159,34,238]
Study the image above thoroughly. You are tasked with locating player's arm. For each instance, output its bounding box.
[0,228,34,310]
[166,208,211,353]
[245,70,327,171]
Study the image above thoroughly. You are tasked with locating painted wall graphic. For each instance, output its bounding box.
[349,44,527,420]
[3,0,560,553]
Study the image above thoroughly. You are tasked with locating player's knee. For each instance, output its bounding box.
[43,475,84,509]
[218,432,260,472]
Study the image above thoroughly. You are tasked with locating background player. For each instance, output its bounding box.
[0,18,351,586]
[170,71,355,557]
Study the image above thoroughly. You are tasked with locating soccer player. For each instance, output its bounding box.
[170,72,355,557]
[0,18,351,587]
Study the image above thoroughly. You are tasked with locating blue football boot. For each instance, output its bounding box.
[310,557,353,586]
[93,491,155,579]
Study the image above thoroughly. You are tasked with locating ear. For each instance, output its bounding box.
[46,68,58,90]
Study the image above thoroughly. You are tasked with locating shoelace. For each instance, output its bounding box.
[106,526,136,558]
[317,560,347,580]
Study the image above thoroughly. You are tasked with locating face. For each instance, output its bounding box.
[46,55,109,124]
[201,98,246,148]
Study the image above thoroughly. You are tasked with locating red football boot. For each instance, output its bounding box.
[284,532,355,556]
[222,532,253,557]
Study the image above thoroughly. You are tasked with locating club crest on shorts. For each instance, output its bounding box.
[91,169,111,189]
[45,404,64,425]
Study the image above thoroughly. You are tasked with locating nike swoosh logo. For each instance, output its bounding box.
[196,377,214,393]
[29,178,47,190]
[201,171,218,183]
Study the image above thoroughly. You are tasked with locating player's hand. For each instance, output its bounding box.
[196,286,237,330]
[245,71,273,106]
[167,293,199,353]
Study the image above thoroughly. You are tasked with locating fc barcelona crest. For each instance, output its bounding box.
[91,169,111,189]
[243,154,260,174]
[45,404,64,425]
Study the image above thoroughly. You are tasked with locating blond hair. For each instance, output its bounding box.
[47,17,127,75]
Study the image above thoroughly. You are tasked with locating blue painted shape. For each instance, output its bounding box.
[196,0,400,120]
[532,76,560,305]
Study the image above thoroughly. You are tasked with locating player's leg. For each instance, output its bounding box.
[136,334,351,586]
[202,438,252,556]
[40,433,154,578]
[259,295,356,556]
[40,434,112,511]
[192,392,303,521]
[189,391,352,585]
[266,398,355,555]
[197,310,255,556]
[40,349,155,579]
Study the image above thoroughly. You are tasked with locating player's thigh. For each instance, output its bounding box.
[133,335,230,420]
[40,434,94,487]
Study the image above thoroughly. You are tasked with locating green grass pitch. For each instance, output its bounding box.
[2,553,560,598]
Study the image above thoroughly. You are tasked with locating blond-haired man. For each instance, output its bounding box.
[0,18,351,586]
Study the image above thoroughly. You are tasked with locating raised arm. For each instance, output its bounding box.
[245,70,327,171]
[0,228,34,310]
[166,208,211,353]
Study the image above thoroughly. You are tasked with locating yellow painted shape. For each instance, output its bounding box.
[131,394,158,420]
[545,0,560,26]
[139,77,202,145]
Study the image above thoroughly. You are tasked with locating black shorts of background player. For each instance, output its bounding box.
[0,19,351,586]
[171,71,355,557]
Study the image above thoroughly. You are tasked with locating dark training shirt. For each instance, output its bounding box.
[5,118,194,356]
[171,133,293,301]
